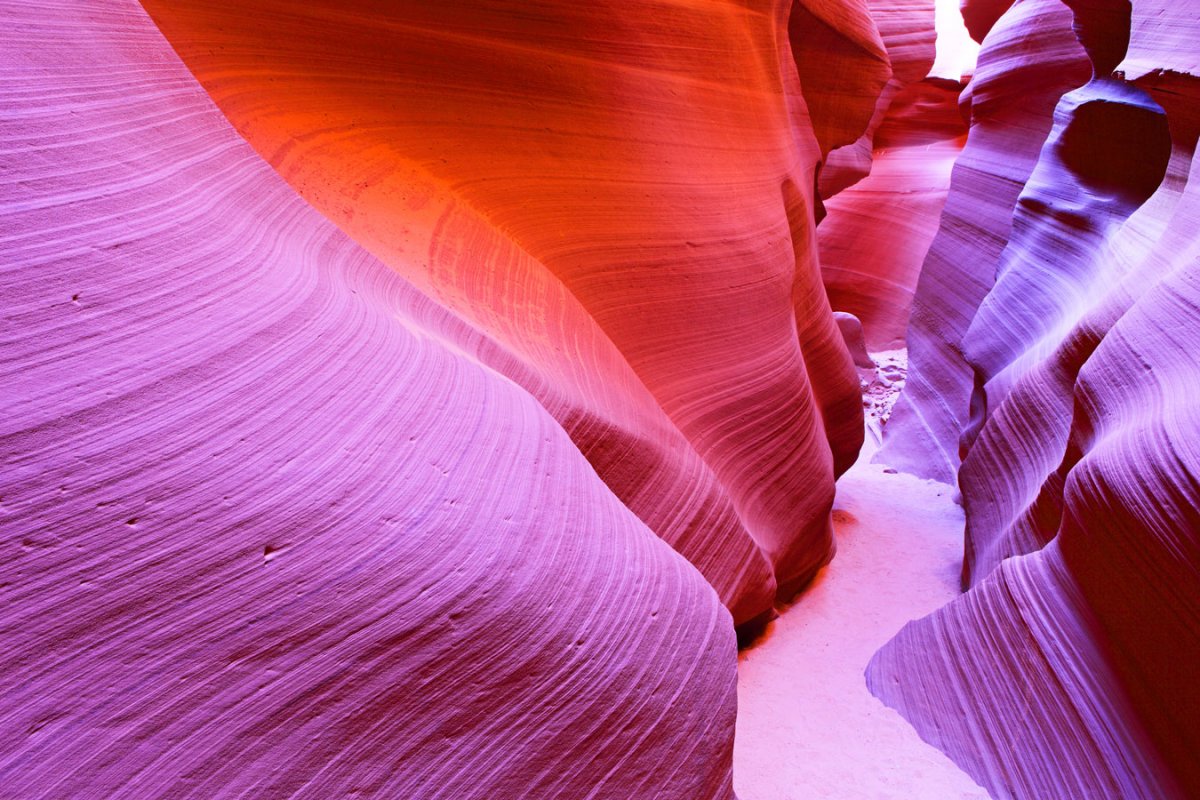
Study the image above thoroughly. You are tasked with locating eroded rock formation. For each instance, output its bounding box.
[879,0,1092,480]
[818,0,937,196]
[819,77,967,349]
[870,2,1200,798]
[960,0,1017,43]
[813,0,970,351]
[5,0,1200,797]
[0,3,749,797]
[1,0,902,796]
[137,0,882,614]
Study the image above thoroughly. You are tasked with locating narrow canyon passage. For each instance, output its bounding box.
[736,463,984,798]
[4,1,1199,798]
[734,367,986,799]
[731,16,989,791]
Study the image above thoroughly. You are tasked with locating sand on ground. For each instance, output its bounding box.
[733,353,989,799]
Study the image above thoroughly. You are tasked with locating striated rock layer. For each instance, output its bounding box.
[870,1,1200,798]
[819,77,967,349]
[138,0,881,610]
[815,0,967,351]
[818,0,937,197]
[0,2,742,797]
[791,0,894,163]
[879,0,1091,480]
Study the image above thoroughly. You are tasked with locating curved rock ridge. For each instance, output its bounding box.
[818,0,937,198]
[0,2,740,797]
[787,0,902,188]
[791,0,895,163]
[814,0,951,347]
[878,0,1091,481]
[955,74,1172,581]
[139,0,874,606]
[819,77,967,349]
[869,1,1200,797]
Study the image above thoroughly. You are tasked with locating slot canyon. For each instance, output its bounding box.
[2,0,1198,797]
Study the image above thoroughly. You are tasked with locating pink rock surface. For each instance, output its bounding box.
[820,78,967,349]
[878,0,1091,481]
[140,0,869,605]
[0,2,739,796]
[833,312,875,369]
[9,0,1199,796]
[818,0,936,197]
[815,1,959,350]
[957,75,1171,580]
[869,2,1200,797]
[790,0,895,161]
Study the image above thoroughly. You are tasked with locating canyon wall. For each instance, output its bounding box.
[819,77,967,350]
[814,0,966,351]
[870,1,1200,797]
[137,0,891,617]
[879,0,1092,479]
[11,0,1196,796]
[818,0,937,197]
[0,3,745,797]
[0,0,905,796]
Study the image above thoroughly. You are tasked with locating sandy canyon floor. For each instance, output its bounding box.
[734,354,989,799]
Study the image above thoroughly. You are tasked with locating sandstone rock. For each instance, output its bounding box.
[833,312,876,368]
[0,3,739,797]
[141,0,868,603]
[820,78,967,349]
[960,0,1016,42]
[878,0,1091,481]
[869,2,1200,797]
[790,0,896,160]
[818,0,937,197]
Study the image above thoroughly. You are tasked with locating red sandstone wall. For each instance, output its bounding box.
[138,0,882,609]
[0,4,746,797]
[818,0,937,197]
[813,0,963,351]
[819,78,967,349]
[1,0,908,796]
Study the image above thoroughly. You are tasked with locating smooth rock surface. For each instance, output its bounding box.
[868,2,1200,798]
[141,0,871,612]
[0,3,739,797]
[7,0,1200,797]
[820,78,968,349]
[960,0,1016,42]
[818,0,937,198]
[878,0,1091,481]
